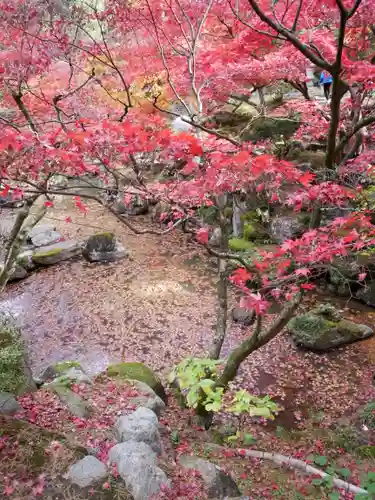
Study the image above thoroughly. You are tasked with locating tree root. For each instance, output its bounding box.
[235,448,368,495]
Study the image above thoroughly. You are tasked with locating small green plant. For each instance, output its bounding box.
[360,401,375,429]
[169,357,280,418]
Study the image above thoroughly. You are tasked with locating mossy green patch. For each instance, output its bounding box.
[33,248,62,258]
[243,222,257,241]
[229,238,255,252]
[55,360,81,373]
[356,445,375,458]
[288,308,373,352]
[223,206,233,219]
[106,362,167,402]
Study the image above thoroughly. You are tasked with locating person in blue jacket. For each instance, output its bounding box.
[320,70,333,100]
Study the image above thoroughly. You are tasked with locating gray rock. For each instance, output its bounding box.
[356,281,375,308]
[38,361,84,382]
[209,227,222,247]
[0,391,21,415]
[47,384,92,418]
[17,250,35,271]
[130,395,166,417]
[32,240,81,266]
[232,307,255,326]
[126,195,149,216]
[152,201,170,222]
[127,379,165,417]
[8,264,28,281]
[270,216,303,244]
[109,441,157,467]
[28,223,56,239]
[109,441,168,500]
[180,455,240,498]
[288,305,374,352]
[64,367,92,385]
[115,407,161,453]
[31,229,63,248]
[82,232,128,263]
[65,456,108,488]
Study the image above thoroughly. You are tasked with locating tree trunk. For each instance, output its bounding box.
[209,196,229,360]
[217,293,302,387]
[309,205,322,229]
[0,196,45,292]
[232,195,242,237]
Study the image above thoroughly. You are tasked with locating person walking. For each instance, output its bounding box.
[320,70,333,100]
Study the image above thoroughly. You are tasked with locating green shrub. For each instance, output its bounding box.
[0,314,27,393]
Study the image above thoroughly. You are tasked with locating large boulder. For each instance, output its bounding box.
[152,201,171,222]
[241,116,300,142]
[46,382,92,418]
[209,227,222,247]
[115,407,162,453]
[7,264,28,281]
[288,304,374,352]
[0,391,21,415]
[16,249,35,271]
[113,195,149,216]
[127,379,166,417]
[232,307,255,326]
[38,360,84,383]
[32,240,81,266]
[356,281,375,308]
[109,441,169,500]
[270,216,304,244]
[126,195,149,216]
[180,455,240,498]
[107,362,167,402]
[65,456,108,488]
[29,224,63,247]
[82,232,128,263]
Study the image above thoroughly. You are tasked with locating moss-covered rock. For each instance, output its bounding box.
[288,305,373,351]
[241,116,300,142]
[0,314,35,394]
[82,232,127,263]
[356,280,375,307]
[106,362,167,402]
[32,240,81,266]
[228,238,255,252]
[55,360,81,373]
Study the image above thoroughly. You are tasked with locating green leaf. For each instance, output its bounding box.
[205,400,221,412]
[338,467,351,479]
[199,378,215,395]
[313,455,327,466]
[355,495,371,500]
[249,406,272,418]
[366,483,375,494]
[367,471,375,482]
[328,493,340,500]
[243,432,256,445]
[171,430,179,444]
[226,433,239,443]
[311,478,324,486]
[275,426,284,438]
[326,466,336,476]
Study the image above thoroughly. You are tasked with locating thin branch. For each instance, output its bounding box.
[152,97,241,146]
[246,0,331,70]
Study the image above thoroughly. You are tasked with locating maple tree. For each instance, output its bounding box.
[1,0,375,414]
